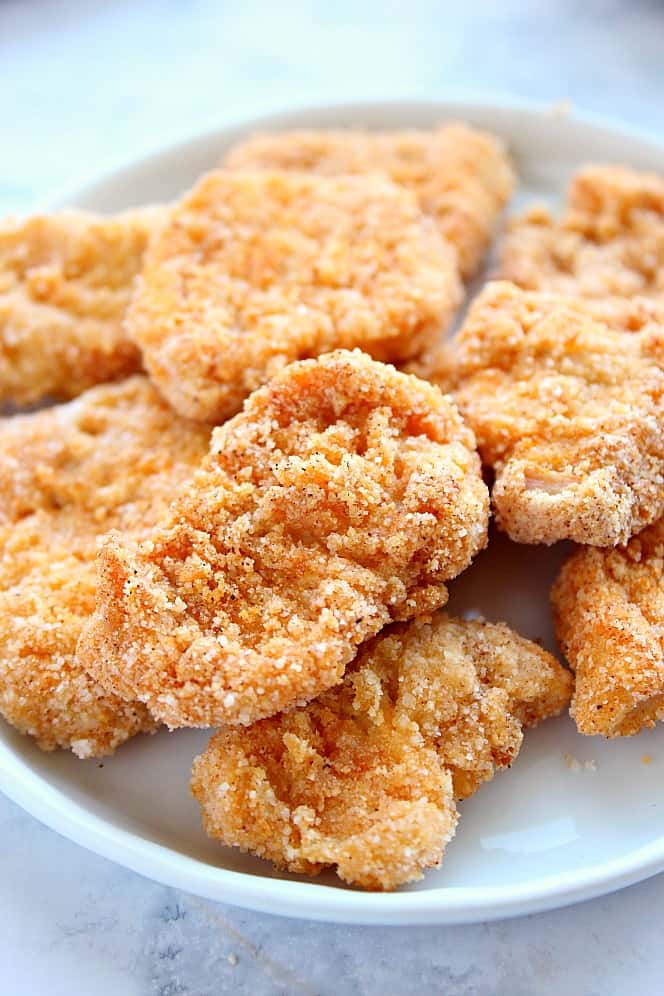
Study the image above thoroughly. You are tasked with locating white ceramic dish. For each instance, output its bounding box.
[1,99,664,925]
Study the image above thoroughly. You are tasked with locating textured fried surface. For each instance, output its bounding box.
[552,518,664,736]
[78,351,489,729]
[0,377,209,757]
[127,168,462,422]
[225,124,514,280]
[0,208,160,406]
[191,613,571,890]
[446,282,664,546]
[500,166,664,325]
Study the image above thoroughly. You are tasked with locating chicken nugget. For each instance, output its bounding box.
[0,376,209,757]
[225,124,514,281]
[0,208,161,406]
[552,518,664,736]
[126,169,462,422]
[191,613,571,890]
[446,281,664,547]
[500,166,664,326]
[77,350,490,729]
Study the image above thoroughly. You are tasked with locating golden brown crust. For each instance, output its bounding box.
[499,166,664,323]
[0,376,209,756]
[78,351,489,729]
[127,169,462,422]
[0,208,160,406]
[191,613,571,890]
[552,518,664,736]
[446,281,664,546]
[225,124,515,280]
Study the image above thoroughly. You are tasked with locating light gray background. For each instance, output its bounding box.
[2,1,663,993]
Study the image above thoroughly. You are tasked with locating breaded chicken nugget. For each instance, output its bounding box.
[0,208,161,406]
[446,282,664,547]
[126,169,462,422]
[552,518,664,736]
[0,376,209,757]
[78,351,490,729]
[500,166,664,325]
[225,124,514,281]
[191,613,571,890]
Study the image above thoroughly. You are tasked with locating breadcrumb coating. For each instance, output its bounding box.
[552,518,664,736]
[78,351,489,729]
[224,124,515,280]
[500,166,664,325]
[446,282,664,546]
[0,208,160,406]
[126,168,462,422]
[191,613,571,891]
[0,377,209,757]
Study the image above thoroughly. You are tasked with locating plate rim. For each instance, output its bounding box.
[2,95,664,924]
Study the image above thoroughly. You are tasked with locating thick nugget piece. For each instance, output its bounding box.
[191,614,571,891]
[127,169,462,422]
[446,282,664,546]
[552,518,664,736]
[0,377,209,757]
[0,208,160,406]
[500,166,664,327]
[225,124,514,281]
[78,351,489,729]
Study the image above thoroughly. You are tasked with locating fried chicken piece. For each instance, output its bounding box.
[0,376,209,757]
[445,281,664,547]
[0,208,161,406]
[126,169,462,422]
[78,350,489,729]
[224,124,514,281]
[500,166,664,326]
[191,613,571,891]
[552,518,664,736]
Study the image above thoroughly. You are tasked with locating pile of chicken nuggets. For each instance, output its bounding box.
[2,120,663,891]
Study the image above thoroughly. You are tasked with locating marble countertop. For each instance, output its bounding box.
[2,1,663,992]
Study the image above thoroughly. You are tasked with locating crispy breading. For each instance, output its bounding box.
[0,377,209,757]
[500,166,664,324]
[78,351,490,729]
[445,281,664,546]
[224,124,514,280]
[126,169,462,422]
[552,518,664,736]
[191,613,571,890]
[0,208,161,406]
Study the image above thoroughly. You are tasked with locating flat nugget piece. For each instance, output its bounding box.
[191,613,571,891]
[552,518,664,736]
[127,168,462,422]
[499,165,664,327]
[225,124,515,281]
[0,376,209,757]
[0,208,161,406]
[446,281,664,547]
[77,350,490,729]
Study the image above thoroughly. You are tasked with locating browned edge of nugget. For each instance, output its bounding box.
[77,350,489,730]
[0,376,209,756]
[552,518,664,737]
[191,613,571,891]
[446,281,664,547]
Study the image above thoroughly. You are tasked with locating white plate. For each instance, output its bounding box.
[1,99,664,925]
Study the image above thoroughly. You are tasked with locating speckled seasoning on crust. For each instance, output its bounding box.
[126,168,462,422]
[0,208,161,406]
[191,614,571,891]
[77,350,490,729]
[225,123,515,281]
[443,281,664,547]
[552,518,664,737]
[0,376,209,757]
